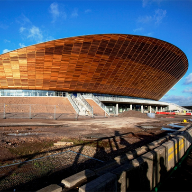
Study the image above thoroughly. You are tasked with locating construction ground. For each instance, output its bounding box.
[0,112,192,191]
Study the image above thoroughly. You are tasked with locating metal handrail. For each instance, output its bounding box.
[66,93,79,114]
[83,93,110,115]
[97,95,169,106]
[77,93,93,115]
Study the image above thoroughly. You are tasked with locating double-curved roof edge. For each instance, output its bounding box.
[0,34,188,100]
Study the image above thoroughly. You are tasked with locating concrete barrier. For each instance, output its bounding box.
[61,169,95,189]
[79,172,117,192]
[36,184,62,192]
[36,125,192,192]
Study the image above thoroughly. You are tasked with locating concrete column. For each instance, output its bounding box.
[161,106,163,112]
[116,103,118,115]
[156,106,158,112]
[130,104,132,110]
[149,106,152,113]
[141,105,143,113]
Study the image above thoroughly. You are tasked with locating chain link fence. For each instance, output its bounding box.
[0,103,78,120]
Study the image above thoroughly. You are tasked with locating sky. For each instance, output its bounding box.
[0,0,192,106]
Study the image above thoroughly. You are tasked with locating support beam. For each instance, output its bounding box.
[156,106,158,112]
[149,106,152,113]
[141,105,143,113]
[130,104,132,110]
[116,103,119,115]
[161,106,163,112]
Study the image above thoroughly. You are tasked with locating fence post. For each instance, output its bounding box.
[76,111,78,120]
[29,105,31,119]
[3,104,5,119]
[54,105,56,120]
[92,107,94,118]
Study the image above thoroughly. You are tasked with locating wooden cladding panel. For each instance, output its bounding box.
[0,34,188,100]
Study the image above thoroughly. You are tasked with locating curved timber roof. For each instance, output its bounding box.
[0,34,188,100]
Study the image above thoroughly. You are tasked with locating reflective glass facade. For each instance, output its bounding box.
[0,90,56,97]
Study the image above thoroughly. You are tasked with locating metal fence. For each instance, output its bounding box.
[0,104,78,120]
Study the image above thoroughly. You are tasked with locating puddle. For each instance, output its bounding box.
[161,127,178,132]
[7,132,40,136]
[168,124,184,128]
[141,125,158,129]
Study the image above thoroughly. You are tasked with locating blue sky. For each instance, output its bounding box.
[0,0,192,106]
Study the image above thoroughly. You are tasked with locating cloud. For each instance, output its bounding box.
[27,26,43,43]
[171,87,176,91]
[184,73,192,85]
[145,32,153,36]
[0,23,8,29]
[16,14,31,25]
[183,88,192,93]
[138,9,166,25]
[160,95,192,106]
[4,39,10,43]
[133,27,144,32]
[71,8,78,17]
[154,9,166,24]
[49,2,66,23]
[45,36,54,42]
[142,0,149,7]
[19,27,26,33]
[85,9,91,13]
[19,43,26,48]
[142,0,163,7]
[138,15,153,24]
[2,49,11,54]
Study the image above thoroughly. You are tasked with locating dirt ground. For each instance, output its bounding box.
[0,113,192,191]
[0,114,191,163]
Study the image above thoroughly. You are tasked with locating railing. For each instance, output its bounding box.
[66,93,79,114]
[77,93,93,116]
[83,94,110,116]
[96,95,169,106]
[168,103,188,111]
[0,103,77,120]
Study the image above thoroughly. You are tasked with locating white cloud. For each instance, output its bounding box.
[171,87,176,91]
[138,9,166,25]
[2,49,11,54]
[133,27,144,32]
[142,0,149,7]
[160,95,192,106]
[145,32,153,36]
[19,43,26,48]
[184,73,192,85]
[16,14,31,25]
[27,26,43,43]
[138,15,153,24]
[71,8,78,17]
[4,39,10,43]
[183,88,192,93]
[45,36,54,42]
[142,0,163,7]
[0,23,8,29]
[85,9,91,13]
[154,9,166,24]
[49,2,66,23]
[19,27,26,33]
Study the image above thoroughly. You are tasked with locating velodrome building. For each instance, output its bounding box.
[0,34,188,116]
